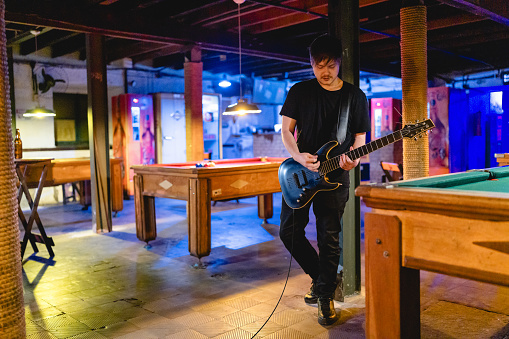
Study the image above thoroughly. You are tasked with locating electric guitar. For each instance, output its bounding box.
[278,119,435,209]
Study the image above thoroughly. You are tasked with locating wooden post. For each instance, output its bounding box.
[184,46,204,162]
[134,174,156,243]
[86,33,112,233]
[365,213,420,338]
[188,177,211,258]
[257,194,273,223]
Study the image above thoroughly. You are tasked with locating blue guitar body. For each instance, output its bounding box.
[278,119,436,209]
[278,141,342,209]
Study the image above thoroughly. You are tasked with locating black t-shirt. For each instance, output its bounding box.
[280,79,371,184]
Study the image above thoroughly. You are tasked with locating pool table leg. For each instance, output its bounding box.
[134,174,157,244]
[188,178,211,258]
[258,194,273,223]
[365,212,420,339]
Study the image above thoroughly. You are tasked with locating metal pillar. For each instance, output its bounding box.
[329,0,362,297]
[86,33,112,233]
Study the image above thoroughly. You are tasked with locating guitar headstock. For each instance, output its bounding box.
[401,119,435,139]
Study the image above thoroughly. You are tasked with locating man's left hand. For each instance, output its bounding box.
[339,146,360,171]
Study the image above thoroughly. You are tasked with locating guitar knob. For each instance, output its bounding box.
[303,188,306,192]
[297,199,300,203]
[299,194,303,198]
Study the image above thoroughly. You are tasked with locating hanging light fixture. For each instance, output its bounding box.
[23,30,56,118]
[223,0,261,116]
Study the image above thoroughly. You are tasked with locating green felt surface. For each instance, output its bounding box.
[395,166,509,193]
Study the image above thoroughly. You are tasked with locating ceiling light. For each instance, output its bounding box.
[23,107,56,117]
[223,98,261,115]
[222,0,261,116]
[24,30,56,118]
[218,79,232,88]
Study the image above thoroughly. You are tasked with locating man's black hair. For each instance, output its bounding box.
[308,34,342,64]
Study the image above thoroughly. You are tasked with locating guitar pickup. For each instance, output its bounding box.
[293,173,302,188]
[301,170,309,185]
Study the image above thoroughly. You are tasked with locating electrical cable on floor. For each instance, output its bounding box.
[250,209,295,338]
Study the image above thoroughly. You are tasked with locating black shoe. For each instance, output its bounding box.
[318,297,338,325]
[304,280,318,304]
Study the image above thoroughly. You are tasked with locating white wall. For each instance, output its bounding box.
[13,61,125,150]
[13,63,56,148]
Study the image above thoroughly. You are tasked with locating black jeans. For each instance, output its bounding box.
[279,186,349,298]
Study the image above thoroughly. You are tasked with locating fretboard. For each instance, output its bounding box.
[321,130,403,174]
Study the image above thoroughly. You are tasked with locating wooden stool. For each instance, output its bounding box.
[15,159,55,258]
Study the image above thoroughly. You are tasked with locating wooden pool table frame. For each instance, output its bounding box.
[356,173,509,338]
[132,158,284,258]
[496,153,509,166]
[21,158,124,213]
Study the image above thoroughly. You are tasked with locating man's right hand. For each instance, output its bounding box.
[295,153,320,172]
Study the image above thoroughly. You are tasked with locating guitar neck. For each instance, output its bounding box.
[322,130,404,174]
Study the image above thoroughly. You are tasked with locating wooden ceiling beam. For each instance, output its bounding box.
[243,3,327,34]
[5,4,309,64]
[51,34,86,58]
[105,40,167,62]
[436,0,509,26]
[131,44,192,64]
[359,12,486,43]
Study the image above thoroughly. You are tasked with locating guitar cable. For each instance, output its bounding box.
[250,208,295,338]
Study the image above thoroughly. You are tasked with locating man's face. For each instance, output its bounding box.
[311,58,341,88]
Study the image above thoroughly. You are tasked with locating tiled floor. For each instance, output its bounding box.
[21,193,509,338]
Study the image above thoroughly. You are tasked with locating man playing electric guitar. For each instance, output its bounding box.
[279,34,370,326]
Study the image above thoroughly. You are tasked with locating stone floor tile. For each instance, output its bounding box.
[288,317,328,337]
[126,313,176,329]
[240,319,284,337]
[211,328,254,339]
[221,310,261,328]
[164,329,209,339]
[263,327,313,339]
[93,321,141,338]
[421,301,509,338]
[191,319,236,337]
[172,311,215,328]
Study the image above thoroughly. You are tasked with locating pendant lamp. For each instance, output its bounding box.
[23,30,56,118]
[223,0,261,116]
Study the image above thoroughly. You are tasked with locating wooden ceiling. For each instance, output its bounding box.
[4,0,509,82]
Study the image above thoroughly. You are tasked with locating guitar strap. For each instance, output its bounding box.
[336,86,352,146]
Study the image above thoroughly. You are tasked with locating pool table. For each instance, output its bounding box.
[496,153,509,166]
[20,158,124,213]
[356,166,509,338]
[132,157,285,258]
